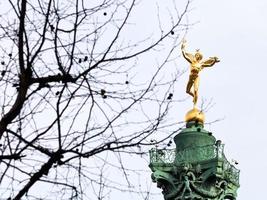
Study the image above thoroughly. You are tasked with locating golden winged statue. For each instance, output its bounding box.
[181,40,220,106]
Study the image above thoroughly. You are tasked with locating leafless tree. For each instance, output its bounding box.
[0,0,190,199]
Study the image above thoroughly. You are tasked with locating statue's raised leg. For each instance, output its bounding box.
[186,80,194,98]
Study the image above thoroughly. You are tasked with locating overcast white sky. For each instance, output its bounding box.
[1,0,265,199]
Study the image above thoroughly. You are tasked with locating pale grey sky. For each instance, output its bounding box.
[0,0,265,199]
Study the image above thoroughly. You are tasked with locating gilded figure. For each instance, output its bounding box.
[181,40,220,106]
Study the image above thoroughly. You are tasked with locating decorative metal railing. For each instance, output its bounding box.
[149,148,176,164]
[223,159,240,184]
[149,144,240,184]
[149,144,223,164]
[175,145,218,163]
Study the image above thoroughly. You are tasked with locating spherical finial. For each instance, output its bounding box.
[185,107,205,124]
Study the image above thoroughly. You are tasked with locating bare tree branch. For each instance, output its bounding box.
[0,0,191,199]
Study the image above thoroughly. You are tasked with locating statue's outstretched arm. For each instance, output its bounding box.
[201,57,220,68]
[181,41,194,63]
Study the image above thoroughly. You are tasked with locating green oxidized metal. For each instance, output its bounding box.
[149,121,240,200]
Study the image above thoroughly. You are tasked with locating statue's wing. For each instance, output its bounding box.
[201,57,216,68]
